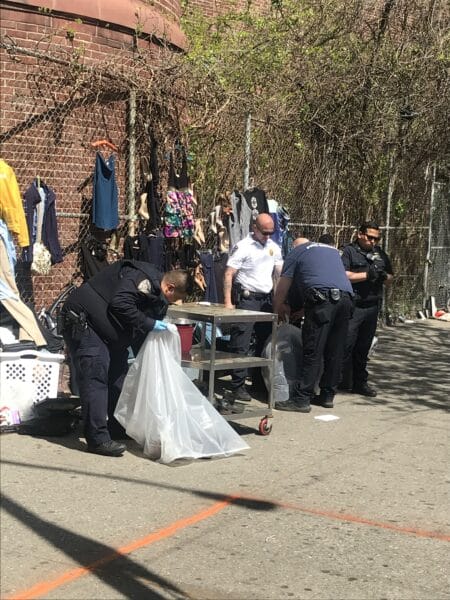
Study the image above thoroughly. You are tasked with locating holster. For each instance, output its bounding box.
[60,310,88,340]
[305,288,327,306]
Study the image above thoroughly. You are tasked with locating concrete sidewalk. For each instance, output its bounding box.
[1,320,449,600]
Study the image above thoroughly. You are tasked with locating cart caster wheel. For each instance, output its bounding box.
[258,417,272,436]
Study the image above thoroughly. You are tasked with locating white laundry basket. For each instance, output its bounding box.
[0,350,64,404]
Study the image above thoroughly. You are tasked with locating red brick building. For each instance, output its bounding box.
[0,0,271,309]
[0,1,175,308]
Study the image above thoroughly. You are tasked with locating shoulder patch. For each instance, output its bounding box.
[137,279,152,295]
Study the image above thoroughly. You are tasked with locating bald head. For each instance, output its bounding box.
[255,213,274,231]
[293,237,309,248]
[252,213,275,245]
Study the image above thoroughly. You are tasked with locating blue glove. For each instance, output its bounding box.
[153,320,168,332]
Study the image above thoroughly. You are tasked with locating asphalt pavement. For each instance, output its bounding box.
[1,319,449,600]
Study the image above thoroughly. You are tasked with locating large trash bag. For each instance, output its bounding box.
[114,324,249,463]
[262,323,303,402]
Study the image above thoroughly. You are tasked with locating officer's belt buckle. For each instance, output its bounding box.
[242,289,251,298]
[330,288,341,302]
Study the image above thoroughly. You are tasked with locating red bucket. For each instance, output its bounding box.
[175,324,195,354]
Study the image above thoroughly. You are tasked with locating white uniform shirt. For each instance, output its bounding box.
[227,234,283,293]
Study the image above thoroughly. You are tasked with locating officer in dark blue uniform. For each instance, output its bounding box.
[273,239,354,412]
[61,261,192,456]
[340,221,393,396]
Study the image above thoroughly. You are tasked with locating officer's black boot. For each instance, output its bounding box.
[313,389,334,408]
[352,382,377,397]
[87,440,126,456]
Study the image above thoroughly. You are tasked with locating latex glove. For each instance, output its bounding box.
[153,320,168,331]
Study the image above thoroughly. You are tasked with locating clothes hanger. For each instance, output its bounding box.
[91,139,119,153]
[245,177,256,191]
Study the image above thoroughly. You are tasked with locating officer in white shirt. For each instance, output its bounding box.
[223,213,283,401]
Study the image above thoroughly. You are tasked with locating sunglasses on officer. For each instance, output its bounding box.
[364,233,381,242]
[254,223,274,237]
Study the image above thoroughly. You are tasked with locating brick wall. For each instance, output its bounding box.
[0,0,269,312]
[0,1,184,311]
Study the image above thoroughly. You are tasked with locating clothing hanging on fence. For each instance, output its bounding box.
[0,219,17,301]
[243,186,269,219]
[0,221,46,346]
[227,187,270,246]
[123,233,151,262]
[228,190,251,246]
[92,152,119,230]
[79,239,109,281]
[0,159,29,247]
[22,179,63,266]
[267,199,290,253]
[199,251,219,303]
[163,151,195,239]
[208,198,232,253]
[123,232,165,271]
[213,252,228,304]
[142,134,162,231]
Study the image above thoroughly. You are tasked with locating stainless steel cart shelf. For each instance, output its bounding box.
[180,349,273,371]
[168,302,277,435]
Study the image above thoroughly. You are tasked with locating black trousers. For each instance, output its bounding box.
[341,304,379,388]
[64,325,129,446]
[228,294,272,389]
[292,294,353,405]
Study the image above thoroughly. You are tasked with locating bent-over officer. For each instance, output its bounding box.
[273,238,354,412]
[340,221,393,397]
[223,213,283,402]
[61,260,192,456]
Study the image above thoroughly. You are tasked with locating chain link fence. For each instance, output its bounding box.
[1,34,449,317]
[425,170,450,310]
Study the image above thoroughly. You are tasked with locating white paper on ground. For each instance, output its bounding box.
[314,414,340,422]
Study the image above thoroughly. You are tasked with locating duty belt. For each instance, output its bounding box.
[234,285,270,302]
[242,290,270,300]
[306,288,350,304]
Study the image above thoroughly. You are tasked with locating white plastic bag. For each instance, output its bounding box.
[262,324,303,403]
[114,324,249,463]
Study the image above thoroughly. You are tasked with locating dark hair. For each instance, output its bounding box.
[164,270,194,296]
[318,233,335,245]
[359,220,380,234]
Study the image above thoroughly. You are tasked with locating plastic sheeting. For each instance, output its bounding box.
[262,323,303,402]
[115,324,249,463]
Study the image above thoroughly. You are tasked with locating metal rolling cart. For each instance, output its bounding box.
[167,302,277,435]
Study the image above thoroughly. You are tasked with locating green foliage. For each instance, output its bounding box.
[180,0,448,225]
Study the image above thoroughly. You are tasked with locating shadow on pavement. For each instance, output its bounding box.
[1,459,278,512]
[352,322,450,413]
[1,493,189,599]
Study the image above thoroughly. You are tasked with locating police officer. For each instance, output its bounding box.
[340,221,393,396]
[273,238,354,412]
[223,213,283,401]
[61,260,192,456]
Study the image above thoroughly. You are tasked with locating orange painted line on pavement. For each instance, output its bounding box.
[7,494,449,600]
[8,499,231,600]
[228,494,450,542]
[277,501,450,541]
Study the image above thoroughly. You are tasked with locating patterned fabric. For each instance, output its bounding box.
[163,151,195,239]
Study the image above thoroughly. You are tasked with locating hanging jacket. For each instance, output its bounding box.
[22,180,63,264]
[0,159,29,247]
